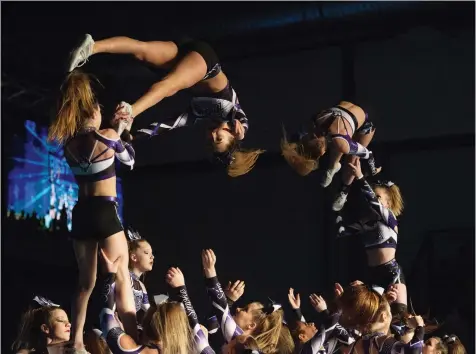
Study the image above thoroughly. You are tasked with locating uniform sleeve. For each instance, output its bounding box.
[204,276,244,343]
[98,274,146,354]
[300,311,339,354]
[355,177,398,230]
[168,285,216,354]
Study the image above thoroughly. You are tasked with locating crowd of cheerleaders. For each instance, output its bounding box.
[10,35,468,354]
[12,244,466,354]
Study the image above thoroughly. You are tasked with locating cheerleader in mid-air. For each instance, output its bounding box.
[281,101,381,210]
[67,34,264,177]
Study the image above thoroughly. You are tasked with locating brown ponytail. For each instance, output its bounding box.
[227,149,265,177]
[48,71,99,144]
[280,126,325,176]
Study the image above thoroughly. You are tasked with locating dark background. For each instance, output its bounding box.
[2,1,474,353]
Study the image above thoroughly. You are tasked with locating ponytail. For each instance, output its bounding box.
[387,184,404,217]
[227,149,265,178]
[48,70,99,144]
[280,126,321,176]
[373,181,404,217]
[438,335,467,354]
[239,304,285,353]
[276,325,295,354]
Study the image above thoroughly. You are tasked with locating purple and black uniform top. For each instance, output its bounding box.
[65,129,135,183]
[137,83,249,138]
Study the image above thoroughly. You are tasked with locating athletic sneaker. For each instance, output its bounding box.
[332,191,348,211]
[320,162,341,188]
[68,34,95,72]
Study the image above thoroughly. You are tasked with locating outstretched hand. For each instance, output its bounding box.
[201,249,217,278]
[334,283,344,298]
[166,267,185,288]
[288,288,301,309]
[385,285,398,304]
[406,315,425,329]
[348,159,364,179]
[310,294,327,313]
[225,280,246,301]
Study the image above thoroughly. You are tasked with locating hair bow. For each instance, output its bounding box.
[375,180,395,188]
[154,294,169,305]
[443,335,457,344]
[33,295,60,308]
[367,285,385,296]
[127,227,142,241]
[261,298,282,315]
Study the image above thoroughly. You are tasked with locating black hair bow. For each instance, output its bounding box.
[261,298,282,315]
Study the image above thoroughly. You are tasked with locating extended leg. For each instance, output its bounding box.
[68,34,179,72]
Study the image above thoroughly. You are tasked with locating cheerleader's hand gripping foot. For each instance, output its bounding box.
[110,102,134,136]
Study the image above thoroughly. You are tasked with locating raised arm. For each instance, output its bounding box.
[202,249,244,343]
[355,177,397,229]
[348,160,397,230]
[98,250,146,354]
[391,316,425,354]
[300,294,339,354]
[301,312,339,354]
[166,267,215,354]
[288,288,306,323]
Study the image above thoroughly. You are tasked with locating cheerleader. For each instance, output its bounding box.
[97,250,214,354]
[337,284,425,354]
[281,101,381,210]
[12,296,71,354]
[48,70,137,353]
[127,228,153,330]
[67,34,264,177]
[337,159,407,313]
[201,249,290,354]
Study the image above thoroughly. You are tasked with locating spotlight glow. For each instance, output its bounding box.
[8,120,123,231]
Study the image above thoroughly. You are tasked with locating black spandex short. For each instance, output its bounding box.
[368,258,406,290]
[71,196,123,240]
[172,38,222,80]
